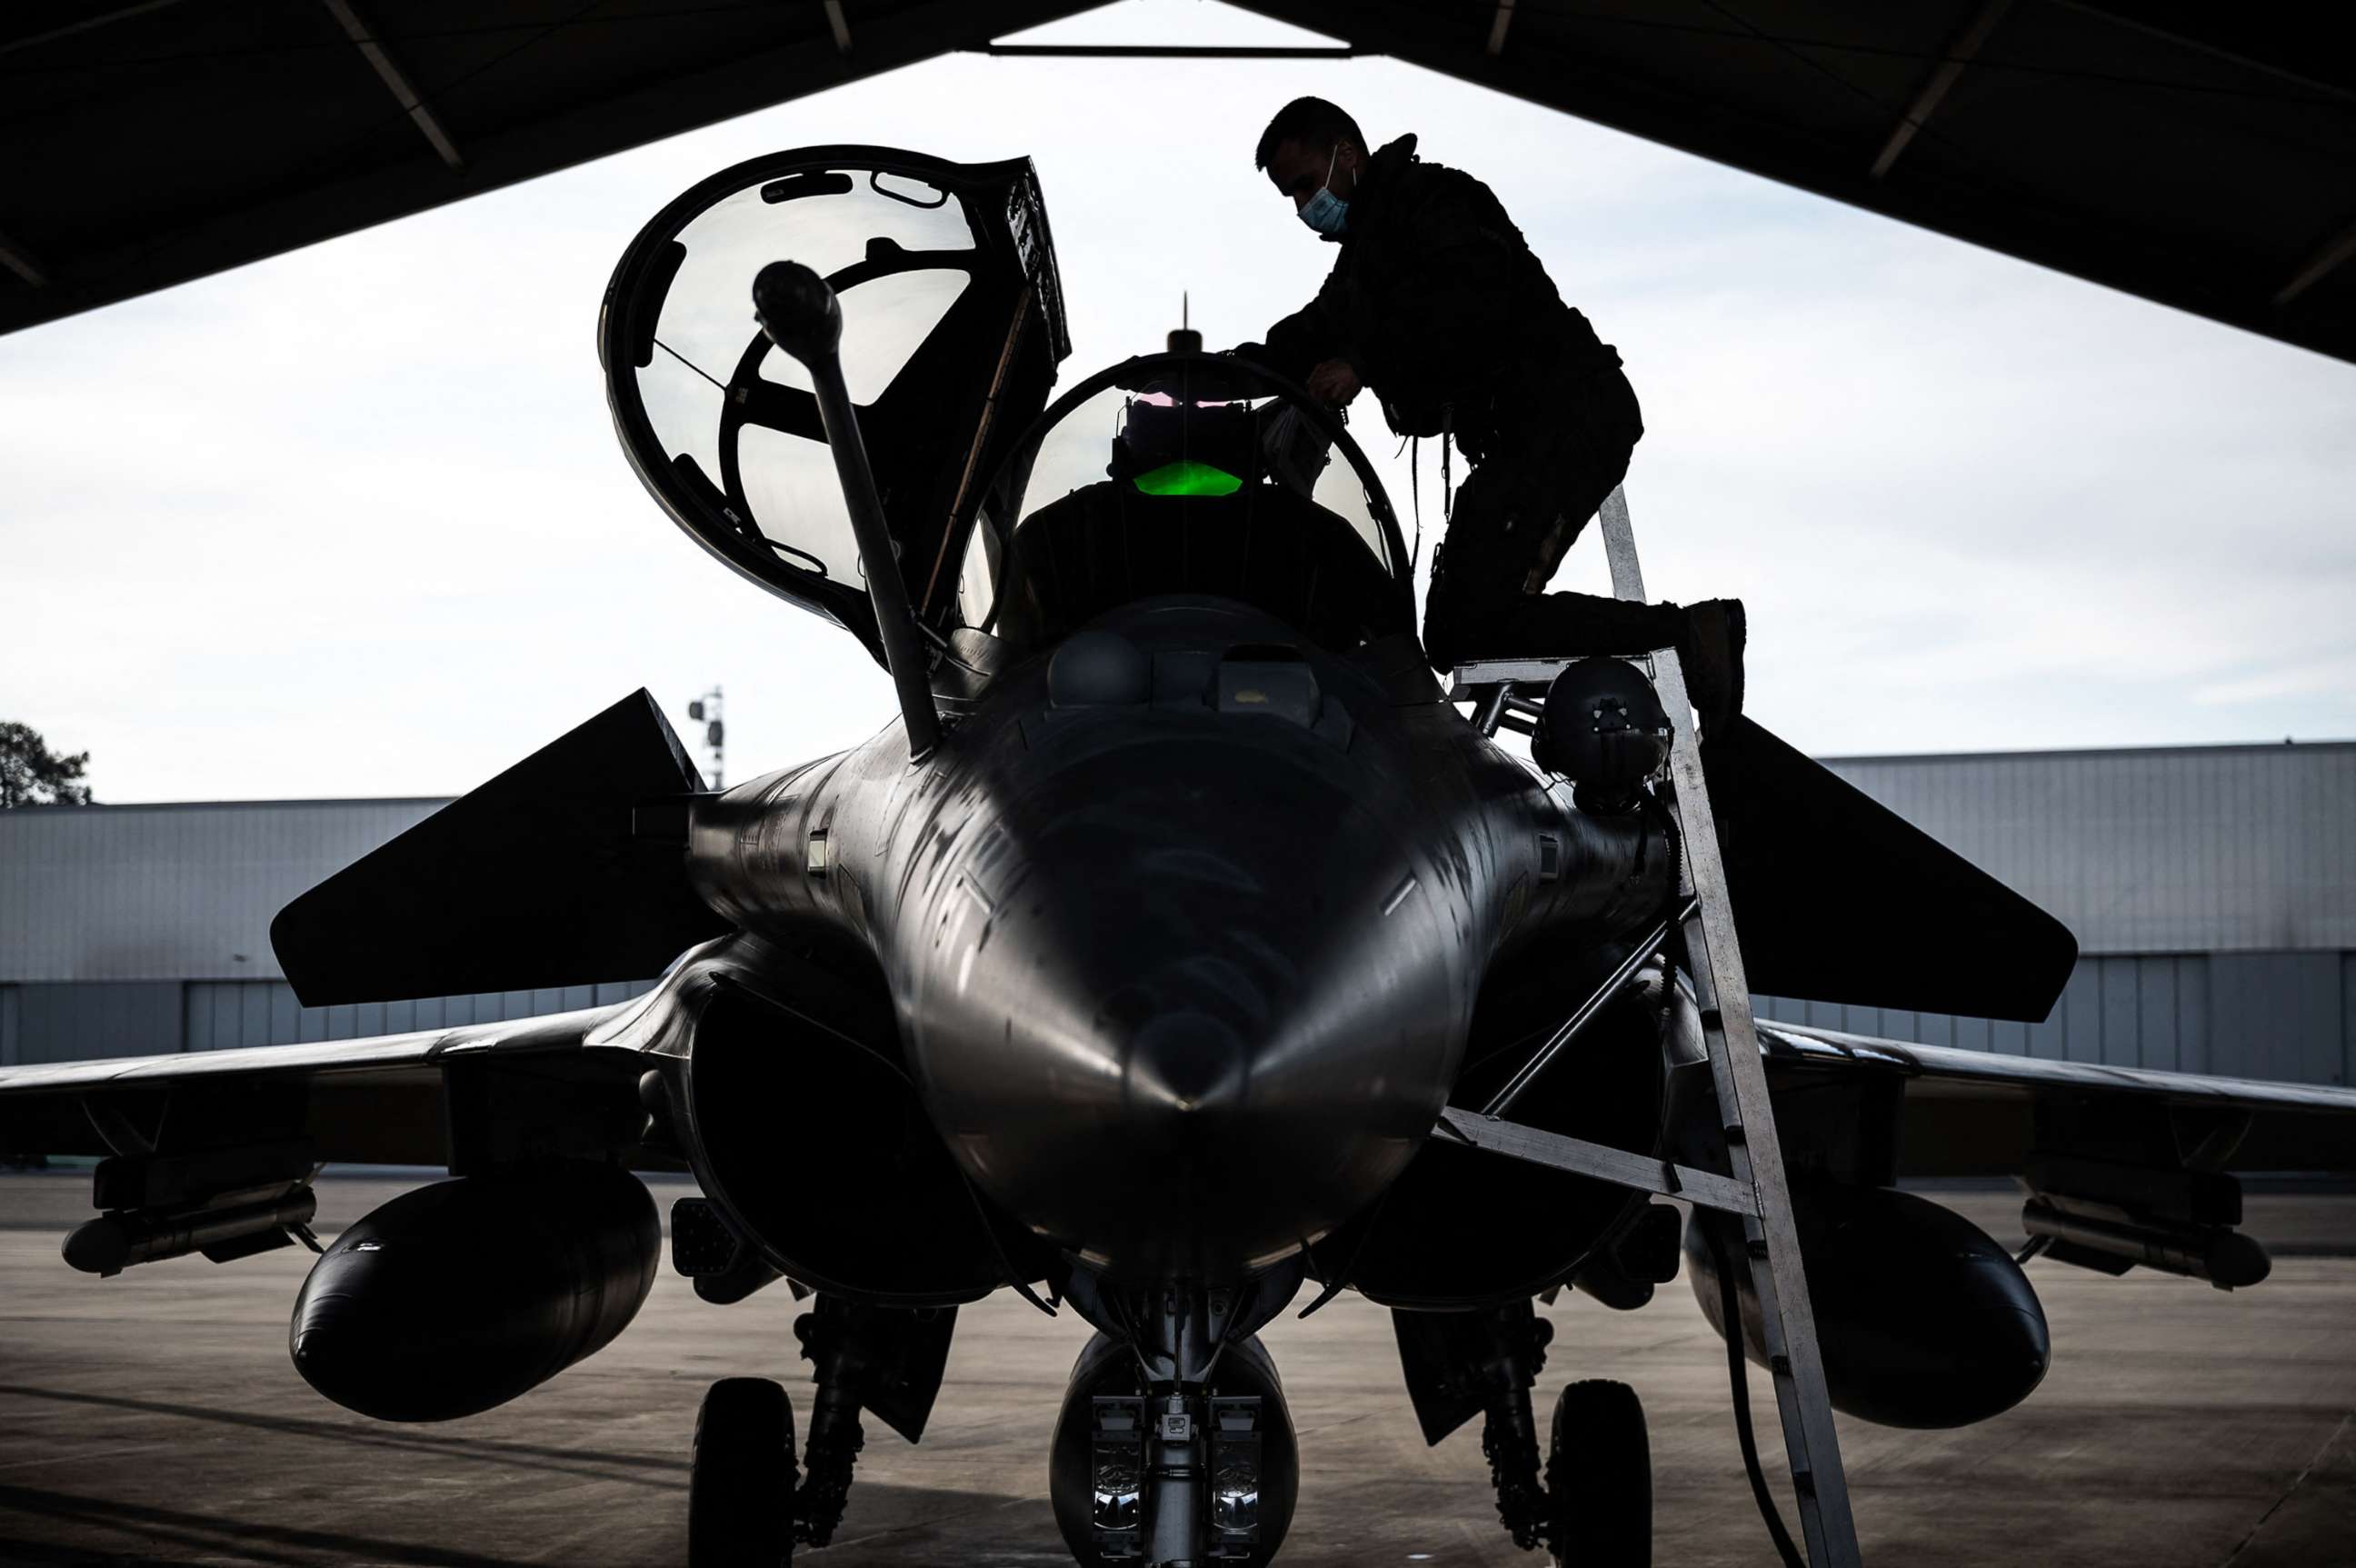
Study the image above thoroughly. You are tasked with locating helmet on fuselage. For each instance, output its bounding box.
[1107,379,1263,498]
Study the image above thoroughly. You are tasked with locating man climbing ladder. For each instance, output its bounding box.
[1234,95,1746,734]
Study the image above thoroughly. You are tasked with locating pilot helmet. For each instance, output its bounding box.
[1109,379,1258,497]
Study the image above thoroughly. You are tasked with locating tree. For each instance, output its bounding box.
[0,722,95,807]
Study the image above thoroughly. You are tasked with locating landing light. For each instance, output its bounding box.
[1132,459,1242,497]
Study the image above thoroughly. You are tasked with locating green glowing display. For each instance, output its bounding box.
[1132,459,1243,497]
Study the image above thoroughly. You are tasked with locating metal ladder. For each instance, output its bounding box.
[1442,484,1864,1567]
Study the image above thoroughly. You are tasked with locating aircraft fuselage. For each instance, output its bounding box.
[684,596,1674,1283]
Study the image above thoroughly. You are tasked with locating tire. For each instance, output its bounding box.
[1546,1378,1650,1568]
[691,1376,797,1568]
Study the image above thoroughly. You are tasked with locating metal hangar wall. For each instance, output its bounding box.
[0,797,654,1065]
[1762,741,2356,1084]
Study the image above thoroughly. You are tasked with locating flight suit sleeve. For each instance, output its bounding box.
[1233,293,1343,384]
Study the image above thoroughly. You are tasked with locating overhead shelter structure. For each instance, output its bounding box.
[2,2,2353,364]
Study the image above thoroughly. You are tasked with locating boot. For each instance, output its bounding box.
[1675,598,1745,739]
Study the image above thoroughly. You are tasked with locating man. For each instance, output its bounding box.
[1234,96,1745,732]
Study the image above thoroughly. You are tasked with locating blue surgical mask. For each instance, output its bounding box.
[1297,145,1349,236]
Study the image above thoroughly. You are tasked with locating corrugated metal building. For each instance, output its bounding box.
[0,798,653,1064]
[1758,742,2356,1085]
[3,742,2351,1085]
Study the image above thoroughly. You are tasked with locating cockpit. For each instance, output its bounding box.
[959,354,1413,654]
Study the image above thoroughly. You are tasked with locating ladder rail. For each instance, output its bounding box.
[1597,485,1864,1568]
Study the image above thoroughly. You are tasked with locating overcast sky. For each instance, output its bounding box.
[5,0,2353,804]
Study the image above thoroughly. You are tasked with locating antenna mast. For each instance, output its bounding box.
[1169,290,1202,353]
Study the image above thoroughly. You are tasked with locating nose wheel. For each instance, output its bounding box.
[691,1377,798,1568]
[1544,1378,1651,1567]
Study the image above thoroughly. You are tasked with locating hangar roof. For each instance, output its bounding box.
[3,3,2351,362]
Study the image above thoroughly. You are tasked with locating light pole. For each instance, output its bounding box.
[686,686,724,790]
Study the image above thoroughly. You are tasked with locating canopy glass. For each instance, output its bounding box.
[601,147,1069,663]
[957,355,1413,652]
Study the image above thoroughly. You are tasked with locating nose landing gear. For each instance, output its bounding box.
[1052,1270,1304,1568]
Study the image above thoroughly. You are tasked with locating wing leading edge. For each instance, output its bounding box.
[1761,1020,2356,1176]
[1759,1019,2356,1287]
[0,1002,636,1168]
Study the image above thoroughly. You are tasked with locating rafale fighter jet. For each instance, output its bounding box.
[6,148,2356,1568]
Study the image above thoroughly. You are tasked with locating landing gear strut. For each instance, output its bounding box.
[1130,1287,1246,1566]
[793,1302,869,1549]
[1476,1303,1554,1551]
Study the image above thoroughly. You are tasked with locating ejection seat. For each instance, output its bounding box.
[992,480,1407,653]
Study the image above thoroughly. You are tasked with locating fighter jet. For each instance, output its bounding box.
[6,147,2354,1568]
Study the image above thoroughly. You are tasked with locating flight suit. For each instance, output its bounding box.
[1238,133,1676,672]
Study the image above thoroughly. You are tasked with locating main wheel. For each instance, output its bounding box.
[1545,1378,1650,1567]
[691,1376,797,1568]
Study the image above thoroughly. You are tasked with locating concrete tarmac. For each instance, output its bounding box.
[1,1174,2351,1567]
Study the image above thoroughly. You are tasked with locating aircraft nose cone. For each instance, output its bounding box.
[901,724,1473,1278]
[1127,1011,1248,1114]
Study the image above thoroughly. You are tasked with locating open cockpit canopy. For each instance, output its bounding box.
[599,146,1070,664]
[603,147,1410,664]
[959,353,1415,654]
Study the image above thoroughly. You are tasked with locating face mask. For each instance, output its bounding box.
[1297,145,1350,236]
